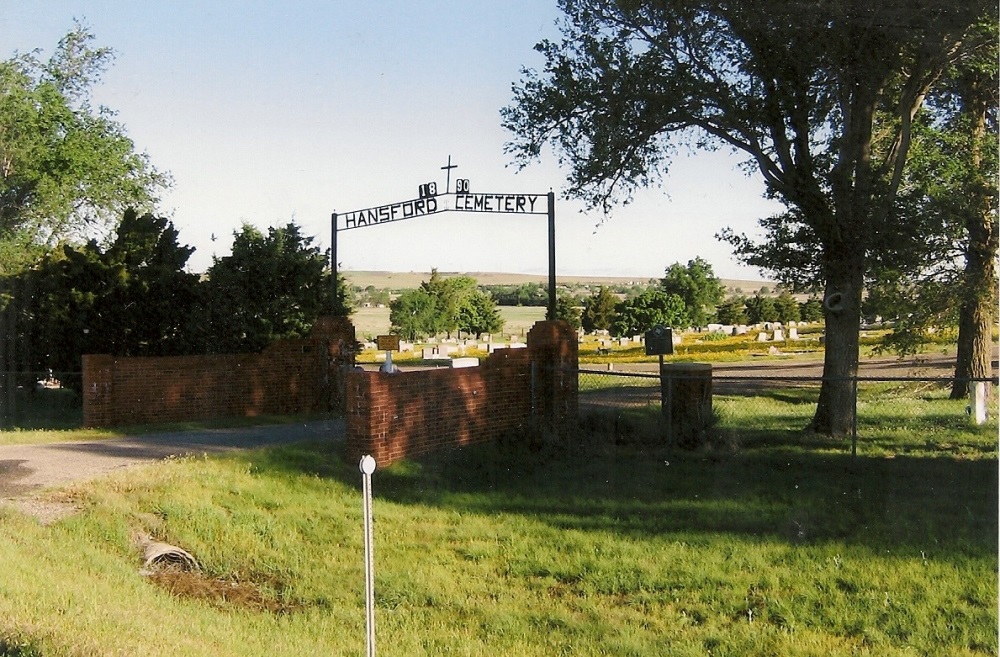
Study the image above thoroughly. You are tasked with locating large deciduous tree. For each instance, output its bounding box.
[0,22,169,274]
[660,257,725,327]
[503,0,990,434]
[611,289,689,336]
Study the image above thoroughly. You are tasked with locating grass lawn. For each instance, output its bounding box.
[0,393,996,656]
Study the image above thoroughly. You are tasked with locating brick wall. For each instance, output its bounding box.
[82,317,356,427]
[346,320,578,465]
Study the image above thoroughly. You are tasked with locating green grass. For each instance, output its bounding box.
[0,391,995,656]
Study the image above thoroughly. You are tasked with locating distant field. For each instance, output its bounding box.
[341,270,773,293]
[350,305,546,341]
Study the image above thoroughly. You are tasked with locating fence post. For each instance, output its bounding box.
[970,381,988,425]
[851,376,858,458]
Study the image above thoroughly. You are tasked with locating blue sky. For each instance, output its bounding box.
[3,1,781,279]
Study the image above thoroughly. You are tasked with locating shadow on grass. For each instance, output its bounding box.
[259,425,997,559]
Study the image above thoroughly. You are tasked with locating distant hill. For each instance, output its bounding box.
[340,270,776,293]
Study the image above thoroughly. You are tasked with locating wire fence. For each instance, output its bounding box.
[577,368,999,456]
[3,367,997,460]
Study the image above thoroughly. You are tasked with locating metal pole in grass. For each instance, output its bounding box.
[359,455,377,657]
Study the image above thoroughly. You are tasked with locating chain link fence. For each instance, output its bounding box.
[577,367,999,456]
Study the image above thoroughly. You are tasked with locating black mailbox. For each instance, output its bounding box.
[645,325,673,356]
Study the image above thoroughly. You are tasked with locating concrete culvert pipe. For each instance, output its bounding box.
[135,533,200,572]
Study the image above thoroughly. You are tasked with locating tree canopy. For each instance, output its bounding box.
[199,223,332,353]
[390,271,506,341]
[3,210,198,373]
[582,286,618,332]
[611,289,688,337]
[503,0,993,434]
[0,22,169,274]
[660,258,725,327]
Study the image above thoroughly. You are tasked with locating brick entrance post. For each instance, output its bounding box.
[310,316,358,414]
[526,320,579,434]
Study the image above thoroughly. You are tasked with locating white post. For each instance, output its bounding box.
[970,382,988,425]
[359,455,377,657]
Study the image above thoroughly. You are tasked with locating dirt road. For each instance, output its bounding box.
[0,419,344,504]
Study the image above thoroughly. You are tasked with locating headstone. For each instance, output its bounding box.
[510,342,527,349]
[450,357,479,368]
[438,344,454,356]
[773,328,784,341]
[735,325,748,335]
[789,327,799,340]
[422,347,436,359]
[757,332,769,342]
[619,337,630,346]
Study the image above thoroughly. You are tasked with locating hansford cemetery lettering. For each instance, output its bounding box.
[453,193,545,214]
[342,196,440,229]
[341,192,547,229]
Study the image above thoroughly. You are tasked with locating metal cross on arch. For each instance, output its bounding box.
[331,165,558,318]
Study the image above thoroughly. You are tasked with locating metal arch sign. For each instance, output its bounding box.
[337,192,549,231]
[331,167,558,318]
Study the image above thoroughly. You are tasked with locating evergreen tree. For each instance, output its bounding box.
[581,286,618,332]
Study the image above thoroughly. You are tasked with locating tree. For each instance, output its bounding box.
[611,289,688,337]
[420,270,479,338]
[581,286,618,332]
[389,288,439,341]
[2,209,198,373]
[0,22,169,274]
[200,223,330,353]
[554,295,582,330]
[503,0,990,434]
[864,20,998,398]
[774,291,801,324]
[799,297,824,323]
[660,258,725,328]
[456,290,505,339]
[715,296,748,326]
[745,294,778,325]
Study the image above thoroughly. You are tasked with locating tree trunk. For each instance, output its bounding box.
[812,264,863,436]
[950,179,997,397]
[951,271,995,398]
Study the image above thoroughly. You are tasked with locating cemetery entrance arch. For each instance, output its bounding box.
[331,166,557,316]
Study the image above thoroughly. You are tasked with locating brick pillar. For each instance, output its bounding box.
[345,369,397,464]
[527,320,579,433]
[82,354,115,427]
[311,316,358,413]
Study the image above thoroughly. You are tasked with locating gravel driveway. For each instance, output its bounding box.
[0,419,344,522]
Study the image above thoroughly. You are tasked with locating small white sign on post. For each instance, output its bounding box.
[360,455,377,657]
